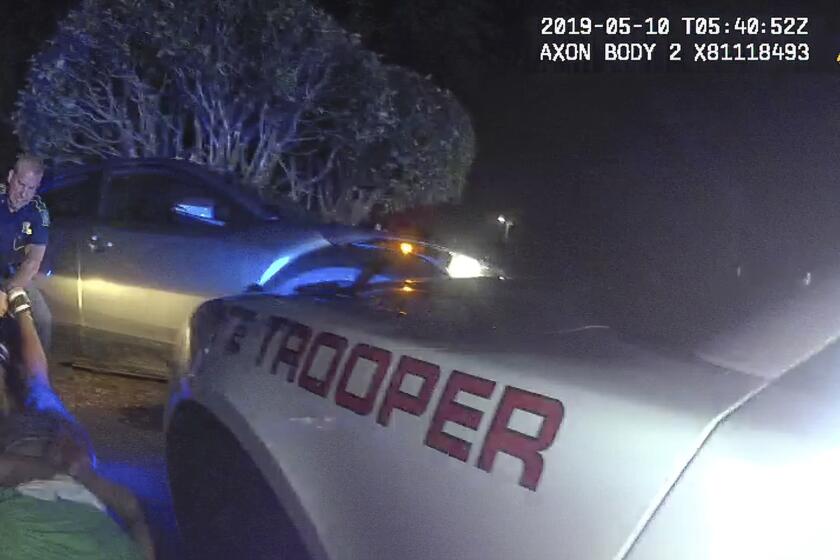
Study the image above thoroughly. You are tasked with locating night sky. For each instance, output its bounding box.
[410,0,840,340]
[314,2,840,284]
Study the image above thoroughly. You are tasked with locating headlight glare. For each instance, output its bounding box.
[446,253,487,278]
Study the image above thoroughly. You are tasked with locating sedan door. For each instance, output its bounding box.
[77,167,271,373]
[37,169,103,353]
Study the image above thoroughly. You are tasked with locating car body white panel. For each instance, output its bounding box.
[168,284,765,560]
[627,330,840,560]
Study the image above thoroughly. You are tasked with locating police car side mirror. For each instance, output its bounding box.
[171,197,226,227]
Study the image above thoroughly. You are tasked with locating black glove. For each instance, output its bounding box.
[7,287,32,317]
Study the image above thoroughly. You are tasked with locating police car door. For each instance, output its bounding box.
[78,167,261,375]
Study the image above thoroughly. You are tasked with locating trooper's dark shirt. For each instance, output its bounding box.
[0,184,49,271]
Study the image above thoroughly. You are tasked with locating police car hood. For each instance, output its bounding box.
[198,278,768,560]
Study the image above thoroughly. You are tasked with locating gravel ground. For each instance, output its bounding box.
[49,363,184,559]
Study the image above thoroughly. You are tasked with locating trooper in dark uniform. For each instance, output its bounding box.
[0,154,51,349]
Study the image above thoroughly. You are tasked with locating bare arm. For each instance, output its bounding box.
[48,433,156,560]
[0,293,49,411]
[15,305,49,387]
[1,446,155,558]
[5,244,46,290]
[74,468,156,560]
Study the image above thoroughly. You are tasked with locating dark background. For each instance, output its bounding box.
[318,0,840,332]
[3,0,840,338]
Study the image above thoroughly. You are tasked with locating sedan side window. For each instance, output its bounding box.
[104,172,248,228]
[41,171,102,220]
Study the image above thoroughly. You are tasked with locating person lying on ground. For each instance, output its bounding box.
[0,287,155,560]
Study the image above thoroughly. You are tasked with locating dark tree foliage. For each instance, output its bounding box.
[315,0,504,91]
[0,0,74,161]
[14,0,475,223]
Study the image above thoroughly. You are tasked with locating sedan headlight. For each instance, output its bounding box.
[446,252,489,278]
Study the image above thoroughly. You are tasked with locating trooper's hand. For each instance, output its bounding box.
[0,291,7,317]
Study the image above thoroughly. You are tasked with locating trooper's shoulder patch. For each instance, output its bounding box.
[0,183,7,195]
[33,196,49,227]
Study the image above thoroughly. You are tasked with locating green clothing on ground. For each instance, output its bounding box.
[0,487,144,560]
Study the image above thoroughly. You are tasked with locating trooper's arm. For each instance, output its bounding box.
[5,244,46,291]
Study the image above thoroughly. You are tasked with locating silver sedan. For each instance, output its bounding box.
[37,158,492,377]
